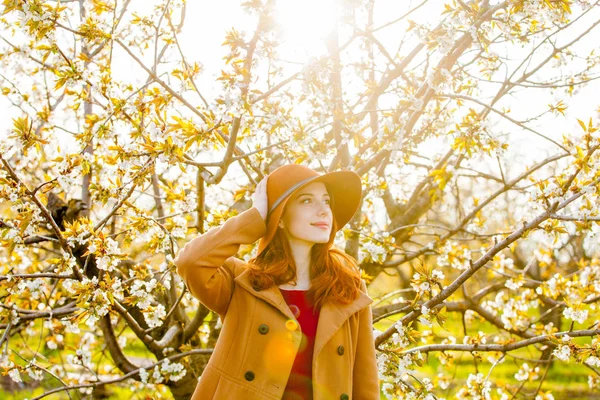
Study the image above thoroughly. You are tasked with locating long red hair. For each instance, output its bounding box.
[247,189,362,310]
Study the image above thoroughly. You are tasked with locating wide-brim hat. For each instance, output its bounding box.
[256,164,362,257]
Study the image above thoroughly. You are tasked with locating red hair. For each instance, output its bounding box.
[247,192,362,310]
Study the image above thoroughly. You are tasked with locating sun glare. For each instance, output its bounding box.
[274,0,339,61]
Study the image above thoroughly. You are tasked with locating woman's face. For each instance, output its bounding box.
[279,181,333,246]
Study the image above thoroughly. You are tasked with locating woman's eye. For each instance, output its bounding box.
[300,198,330,205]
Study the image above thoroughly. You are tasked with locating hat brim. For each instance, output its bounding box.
[257,170,362,257]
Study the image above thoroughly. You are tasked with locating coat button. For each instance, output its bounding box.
[258,324,269,334]
[337,345,345,355]
[244,370,255,381]
[340,394,349,400]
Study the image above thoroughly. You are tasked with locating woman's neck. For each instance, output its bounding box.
[284,238,312,288]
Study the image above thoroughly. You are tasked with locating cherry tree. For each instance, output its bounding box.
[1,0,600,398]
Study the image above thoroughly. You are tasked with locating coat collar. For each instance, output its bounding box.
[234,268,373,358]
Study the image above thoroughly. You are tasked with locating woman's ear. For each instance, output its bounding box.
[278,221,284,229]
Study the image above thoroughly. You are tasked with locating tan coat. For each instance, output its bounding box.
[174,206,380,400]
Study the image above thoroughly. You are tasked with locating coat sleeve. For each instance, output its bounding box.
[353,280,380,399]
[174,206,266,318]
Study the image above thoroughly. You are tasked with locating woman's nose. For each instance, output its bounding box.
[317,202,330,216]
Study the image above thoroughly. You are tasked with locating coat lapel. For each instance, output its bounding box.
[234,268,297,321]
[313,290,372,359]
[234,268,373,359]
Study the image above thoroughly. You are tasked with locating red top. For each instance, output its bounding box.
[280,288,321,400]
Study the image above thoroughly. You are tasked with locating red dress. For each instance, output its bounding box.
[279,288,321,400]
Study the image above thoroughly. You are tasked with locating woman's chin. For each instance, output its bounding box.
[313,233,331,244]
[301,236,330,245]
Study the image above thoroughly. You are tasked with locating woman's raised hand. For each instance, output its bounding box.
[252,176,269,221]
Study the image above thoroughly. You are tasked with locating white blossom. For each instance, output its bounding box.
[552,345,571,361]
[8,368,22,383]
[143,304,166,328]
[160,359,187,382]
[27,366,44,381]
[563,307,588,324]
[131,278,158,309]
[396,354,413,380]
[514,363,531,381]
[585,356,600,368]
[505,278,524,291]
[139,367,149,384]
[431,270,445,280]
[61,318,80,334]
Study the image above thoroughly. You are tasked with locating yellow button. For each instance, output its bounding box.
[285,319,299,331]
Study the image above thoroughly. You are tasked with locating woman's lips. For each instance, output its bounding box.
[312,223,329,230]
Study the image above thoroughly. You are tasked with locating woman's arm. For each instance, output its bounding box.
[174,206,266,318]
[353,280,380,399]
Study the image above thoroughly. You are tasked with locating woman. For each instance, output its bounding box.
[174,164,380,400]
